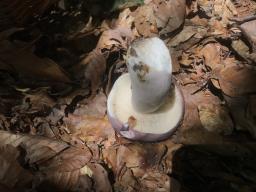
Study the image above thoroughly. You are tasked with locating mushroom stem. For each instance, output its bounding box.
[126,37,173,113]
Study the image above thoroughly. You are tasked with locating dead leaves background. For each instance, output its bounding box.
[0,0,256,191]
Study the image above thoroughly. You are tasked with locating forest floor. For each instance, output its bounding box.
[0,0,256,191]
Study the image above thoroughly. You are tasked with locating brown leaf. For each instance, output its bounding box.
[0,130,69,164]
[114,167,139,192]
[0,39,71,83]
[16,88,55,114]
[104,143,166,178]
[240,20,256,51]
[217,64,256,97]
[38,147,93,191]
[0,0,58,29]
[64,115,116,147]
[0,145,33,189]
[224,95,256,138]
[97,27,133,50]
[152,0,186,35]
[198,103,233,135]
[133,5,159,37]
[139,170,170,192]
[133,0,186,37]
[86,163,112,192]
[168,26,204,48]
[83,50,106,95]
[175,84,225,144]
[73,90,107,117]
[200,43,222,69]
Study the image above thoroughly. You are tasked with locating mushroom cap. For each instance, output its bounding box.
[107,74,184,142]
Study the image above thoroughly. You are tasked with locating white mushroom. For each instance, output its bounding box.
[107,37,184,142]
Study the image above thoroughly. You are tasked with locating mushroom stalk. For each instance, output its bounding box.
[107,37,184,142]
[126,37,173,113]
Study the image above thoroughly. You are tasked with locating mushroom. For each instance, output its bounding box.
[107,37,184,142]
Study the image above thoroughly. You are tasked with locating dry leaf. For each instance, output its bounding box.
[73,90,107,117]
[224,95,256,138]
[133,5,158,37]
[175,84,225,144]
[0,38,71,83]
[139,170,170,192]
[168,26,198,47]
[133,0,186,37]
[86,163,112,192]
[152,0,186,35]
[240,20,256,51]
[0,0,58,30]
[0,145,33,189]
[200,43,222,69]
[217,64,256,97]
[38,147,93,191]
[198,103,233,135]
[74,49,106,96]
[97,27,133,50]
[0,130,69,164]
[64,115,116,147]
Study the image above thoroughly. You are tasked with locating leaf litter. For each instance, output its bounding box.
[0,0,256,191]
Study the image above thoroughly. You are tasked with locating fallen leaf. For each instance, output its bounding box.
[133,0,186,37]
[133,5,158,37]
[0,130,69,164]
[97,27,133,50]
[0,38,71,83]
[139,170,170,192]
[198,103,233,135]
[64,115,116,147]
[217,64,256,97]
[0,0,58,27]
[73,90,107,117]
[224,94,256,138]
[240,20,256,51]
[0,145,33,189]
[86,163,112,192]
[200,43,222,69]
[152,0,186,35]
[38,147,93,191]
[110,0,144,11]
[73,49,106,96]
[174,83,225,144]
